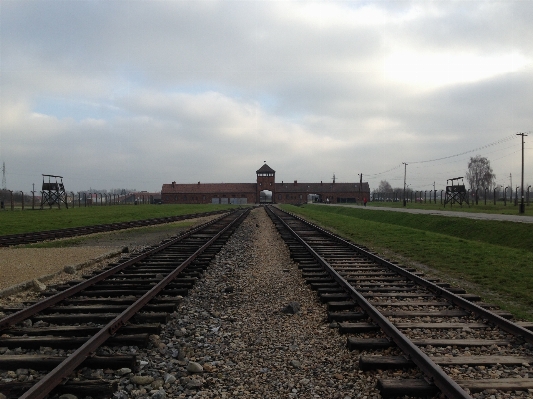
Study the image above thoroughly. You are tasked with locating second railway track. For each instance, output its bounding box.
[0,209,231,248]
[0,208,250,399]
[266,205,533,399]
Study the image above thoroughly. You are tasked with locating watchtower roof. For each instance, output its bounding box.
[256,163,276,174]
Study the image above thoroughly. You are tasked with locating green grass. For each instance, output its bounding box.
[0,204,236,236]
[281,204,533,321]
[296,204,533,253]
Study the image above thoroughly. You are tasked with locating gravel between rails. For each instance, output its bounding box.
[109,207,383,399]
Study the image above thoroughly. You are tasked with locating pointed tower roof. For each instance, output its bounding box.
[256,163,276,174]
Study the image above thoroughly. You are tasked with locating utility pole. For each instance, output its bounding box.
[402,162,408,207]
[517,132,528,213]
[1,162,6,190]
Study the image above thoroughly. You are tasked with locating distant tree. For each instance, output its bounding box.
[377,180,393,192]
[466,155,496,192]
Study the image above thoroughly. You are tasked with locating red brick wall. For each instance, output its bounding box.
[162,192,256,204]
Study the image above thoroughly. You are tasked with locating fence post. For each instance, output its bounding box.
[504,187,507,206]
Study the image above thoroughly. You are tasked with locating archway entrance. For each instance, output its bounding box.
[259,190,273,204]
[308,193,321,203]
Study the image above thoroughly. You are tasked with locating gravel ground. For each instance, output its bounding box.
[0,247,117,290]
[108,207,383,399]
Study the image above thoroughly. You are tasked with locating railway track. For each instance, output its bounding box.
[0,209,231,247]
[0,208,250,399]
[266,205,533,398]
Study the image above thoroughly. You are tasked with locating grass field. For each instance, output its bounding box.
[0,204,236,236]
[280,204,533,321]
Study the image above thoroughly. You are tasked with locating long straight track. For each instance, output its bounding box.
[0,209,230,247]
[266,206,533,398]
[0,208,250,399]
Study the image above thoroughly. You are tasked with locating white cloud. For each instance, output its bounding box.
[384,50,531,88]
[1,0,532,192]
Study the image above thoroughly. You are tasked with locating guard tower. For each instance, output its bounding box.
[256,163,276,204]
[444,177,469,207]
[41,174,69,209]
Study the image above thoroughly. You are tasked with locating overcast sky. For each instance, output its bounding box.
[1,1,532,193]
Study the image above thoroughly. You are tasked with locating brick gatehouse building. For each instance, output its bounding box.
[161,164,370,205]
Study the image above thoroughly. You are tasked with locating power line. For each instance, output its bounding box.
[364,163,402,178]
[364,134,518,180]
[408,142,520,172]
[406,134,516,164]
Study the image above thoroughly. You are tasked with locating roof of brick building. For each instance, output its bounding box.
[276,182,369,193]
[256,163,276,174]
[162,183,256,195]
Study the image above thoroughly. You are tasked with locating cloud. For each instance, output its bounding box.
[1,0,532,192]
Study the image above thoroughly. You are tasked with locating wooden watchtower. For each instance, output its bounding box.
[444,177,469,207]
[41,174,69,209]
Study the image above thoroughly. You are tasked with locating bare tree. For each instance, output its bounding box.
[377,180,393,192]
[466,155,496,192]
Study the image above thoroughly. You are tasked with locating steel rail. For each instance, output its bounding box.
[266,206,472,399]
[19,208,250,399]
[0,211,232,331]
[274,206,533,344]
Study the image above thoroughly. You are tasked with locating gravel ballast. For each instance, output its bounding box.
[111,207,382,399]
